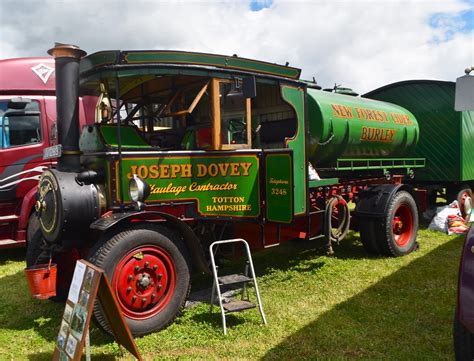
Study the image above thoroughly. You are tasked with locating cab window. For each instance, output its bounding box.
[217,80,251,149]
[0,100,41,149]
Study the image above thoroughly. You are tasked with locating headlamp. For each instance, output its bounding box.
[129,174,150,203]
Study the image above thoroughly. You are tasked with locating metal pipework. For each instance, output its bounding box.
[47,43,87,172]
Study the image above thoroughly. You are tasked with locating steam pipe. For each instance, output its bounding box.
[47,43,87,172]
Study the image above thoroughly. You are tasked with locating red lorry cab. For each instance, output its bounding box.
[0,57,94,248]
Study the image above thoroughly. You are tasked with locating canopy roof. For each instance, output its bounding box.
[79,50,302,96]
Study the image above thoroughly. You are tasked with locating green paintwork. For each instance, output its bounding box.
[265,152,293,223]
[309,178,339,188]
[80,51,119,73]
[117,154,260,217]
[462,110,474,181]
[335,158,425,171]
[79,125,151,152]
[364,80,474,182]
[307,89,419,167]
[100,125,151,148]
[282,85,307,215]
[80,50,301,80]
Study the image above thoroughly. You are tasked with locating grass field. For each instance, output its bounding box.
[0,227,464,360]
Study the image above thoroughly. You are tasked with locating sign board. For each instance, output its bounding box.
[43,144,62,160]
[455,74,474,111]
[264,150,294,223]
[53,260,141,361]
[115,153,261,217]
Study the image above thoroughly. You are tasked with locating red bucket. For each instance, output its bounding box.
[24,263,57,299]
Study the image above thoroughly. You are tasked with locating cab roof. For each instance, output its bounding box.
[0,57,56,95]
[79,50,302,95]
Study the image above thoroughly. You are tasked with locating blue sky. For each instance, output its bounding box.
[250,0,273,11]
[430,0,474,41]
[0,0,472,93]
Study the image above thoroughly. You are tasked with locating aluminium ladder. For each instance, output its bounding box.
[209,238,267,335]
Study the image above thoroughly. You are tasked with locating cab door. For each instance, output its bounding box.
[0,96,50,203]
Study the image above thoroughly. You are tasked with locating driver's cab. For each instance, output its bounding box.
[93,73,296,153]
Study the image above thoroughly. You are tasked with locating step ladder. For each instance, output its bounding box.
[209,238,267,335]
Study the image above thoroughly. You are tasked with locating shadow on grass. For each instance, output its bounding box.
[262,234,464,360]
[0,247,25,265]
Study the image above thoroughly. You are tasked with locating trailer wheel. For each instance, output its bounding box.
[450,187,473,219]
[359,219,380,255]
[376,191,418,257]
[89,224,190,336]
[454,312,474,361]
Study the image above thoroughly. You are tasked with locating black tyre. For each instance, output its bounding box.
[26,213,46,267]
[454,312,474,361]
[359,218,381,255]
[89,224,190,336]
[375,191,418,257]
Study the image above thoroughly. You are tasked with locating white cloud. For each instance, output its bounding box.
[0,0,472,93]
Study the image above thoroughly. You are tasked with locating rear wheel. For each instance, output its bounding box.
[359,218,380,255]
[449,187,473,219]
[375,191,418,257]
[89,224,190,336]
[454,312,474,361]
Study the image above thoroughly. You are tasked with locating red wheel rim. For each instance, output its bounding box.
[460,192,472,217]
[112,246,176,320]
[392,204,414,247]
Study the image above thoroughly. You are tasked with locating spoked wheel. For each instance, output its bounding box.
[376,191,418,257]
[89,224,190,336]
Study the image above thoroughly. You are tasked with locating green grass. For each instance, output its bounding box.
[0,227,463,360]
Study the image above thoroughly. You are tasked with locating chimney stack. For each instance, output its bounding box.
[48,43,86,172]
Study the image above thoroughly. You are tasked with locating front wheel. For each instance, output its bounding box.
[375,191,418,257]
[89,224,190,336]
[454,312,474,360]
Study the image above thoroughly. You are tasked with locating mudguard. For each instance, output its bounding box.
[90,211,210,274]
[355,184,415,218]
[457,226,474,333]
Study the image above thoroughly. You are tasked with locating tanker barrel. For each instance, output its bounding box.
[47,43,87,172]
[306,88,420,166]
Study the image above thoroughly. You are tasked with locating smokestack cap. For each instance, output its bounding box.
[48,43,87,59]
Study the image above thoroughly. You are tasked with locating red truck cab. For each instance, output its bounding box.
[0,57,94,248]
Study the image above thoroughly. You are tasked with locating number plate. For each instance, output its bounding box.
[43,144,62,160]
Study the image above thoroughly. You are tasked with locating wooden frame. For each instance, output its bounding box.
[162,81,209,117]
[211,78,252,150]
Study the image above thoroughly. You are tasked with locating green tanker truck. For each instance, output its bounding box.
[365,80,474,217]
[27,43,470,336]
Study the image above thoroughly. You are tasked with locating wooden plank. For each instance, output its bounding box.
[211,78,221,150]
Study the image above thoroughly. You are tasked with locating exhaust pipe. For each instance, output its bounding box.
[47,43,86,172]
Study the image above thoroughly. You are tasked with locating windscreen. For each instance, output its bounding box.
[0,100,41,148]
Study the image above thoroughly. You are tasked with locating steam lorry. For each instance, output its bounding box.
[28,43,474,336]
